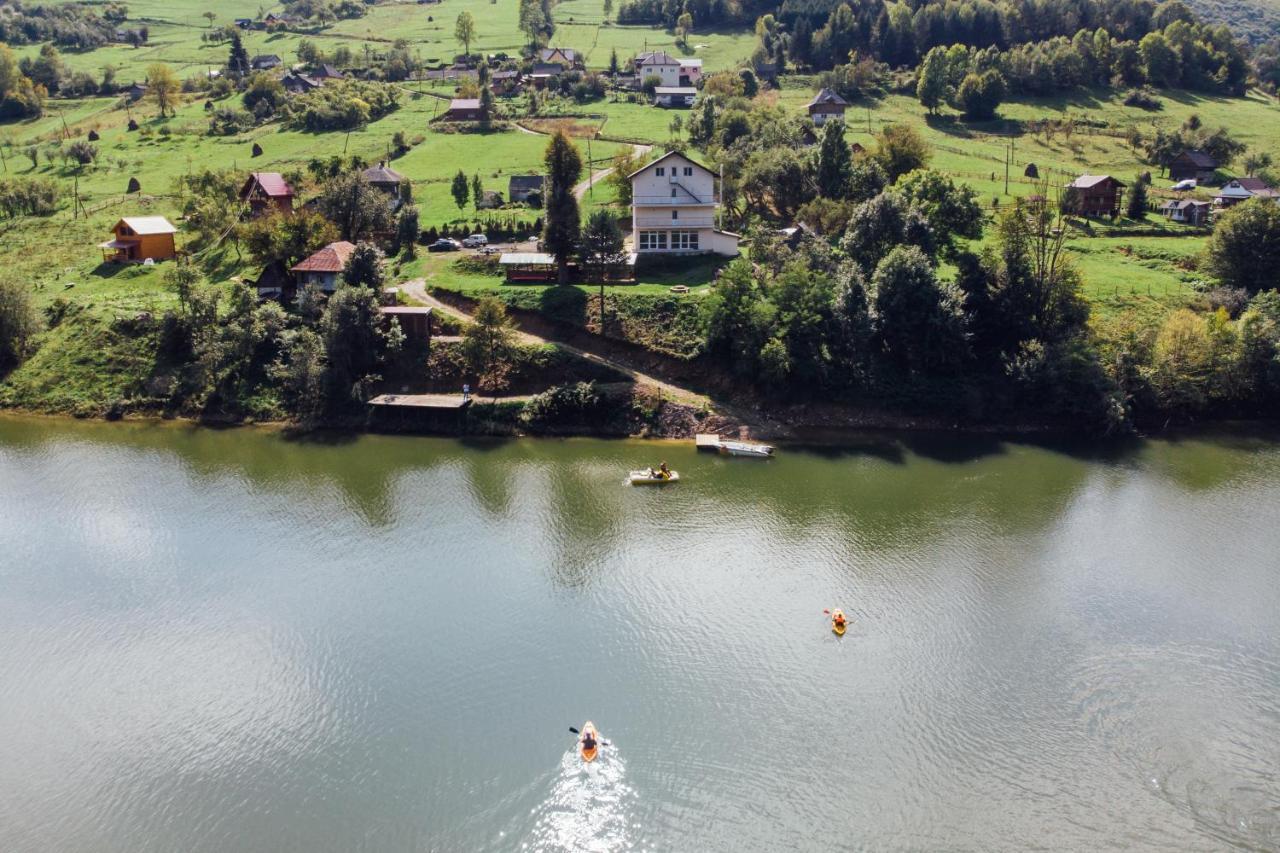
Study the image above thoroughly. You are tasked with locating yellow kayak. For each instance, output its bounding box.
[629,469,679,485]
[580,721,599,762]
[831,609,847,636]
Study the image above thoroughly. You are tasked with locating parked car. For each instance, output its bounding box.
[461,234,488,248]
[1171,179,1197,191]
[427,238,462,252]
[478,246,500,256]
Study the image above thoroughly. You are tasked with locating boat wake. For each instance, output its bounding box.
[521,745,638,852]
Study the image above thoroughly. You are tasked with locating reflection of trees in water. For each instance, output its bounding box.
[459,438,517,519]
[541,459,625,591]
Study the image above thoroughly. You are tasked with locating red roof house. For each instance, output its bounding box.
[291,241,356,292]
[239,172,295,216]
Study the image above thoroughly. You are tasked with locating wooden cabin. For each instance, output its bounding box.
[1068,175,1126,218]
[239,172,295,216]
[1168,150,1217,184]
[438,98,482,121]
[807,88,849,126]
[99,216,177,263]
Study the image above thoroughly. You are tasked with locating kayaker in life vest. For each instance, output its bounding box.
[581,730,598,752]
[832,610,847,629]
[658,461,670,479]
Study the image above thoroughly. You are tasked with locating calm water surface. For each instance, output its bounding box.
[1,416,1279,852]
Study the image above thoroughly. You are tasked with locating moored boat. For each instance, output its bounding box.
[718,440,774,458]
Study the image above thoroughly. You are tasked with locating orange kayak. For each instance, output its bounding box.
[580,721,599,762]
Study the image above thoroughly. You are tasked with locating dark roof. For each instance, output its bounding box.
[539,47,580,63]
[251,54,282,67]
[243,172,294,198]
[808,88,850,109]
[292,241,356,273]
[362,162,405,184]
[1069,174,1125,189]
[1230,176,1277,193]
[627,149,714,180]
[491,70,521,80]
[1162,199,1210,210]
[1174,150,1217,168]
[314,64,344,78]
[508,175,542,190]
[635,51,680,66]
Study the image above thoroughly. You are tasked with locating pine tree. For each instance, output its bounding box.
[471,174,483,208]
[1126,173,1149,219]
[608,48,619,76]
[541,130,583,284]
[451,170,469,212]
[227,31,251,79]
[817,119,852,198]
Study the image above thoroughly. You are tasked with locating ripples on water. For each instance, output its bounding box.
[1,420,1279,851]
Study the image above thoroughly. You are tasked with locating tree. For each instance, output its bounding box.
[541,130,582,284]
[1126,173,1149,219]
[227,31,251,79]
[471,174,483,208]
[343,242,386,289]
[315,173,394,242]
[451,169,469,211]
[872,123,930,181]
[607,148,640,206]
[0,278,41,371]
[580,211,626,330]
[676,11,693,46]
[893,169,982,257]
[203,11,217,27]
[608,48,620,75]
[1206,198,1280,294]
[916,46,948,114]
[1139,32,1179,87]
[461,297,517,395]
[956,69,1006,121]
[817,119,852,199]
[518,0,551,47]
[145,63,179,117]
[871,245,968,372]
[477,61,495,124]
[321,284,401,407]
[455,11,477,56]
[396,205,420,258]
[245,210,339,268]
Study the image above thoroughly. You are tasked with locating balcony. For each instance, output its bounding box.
[632,194,717,207]
[634,215,716,228]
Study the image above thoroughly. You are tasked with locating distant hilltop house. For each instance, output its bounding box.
[538,48,584,72]
[1160,198,1212,225]
[239,172,295,217]
[99,216,178,263]
[1214,177,1280,208]
[633,51,703,88]
[291,241,357,293]
[438,98,482,121]
[261,12,295,28]
[1068,174,1126,218]
[251,54,283,71]
[653,86,697,108]
[362,161,407,208]
[807,88,849,126]
[508,175,543,203]
[629,150,739,257]
[1168,150,1218,184]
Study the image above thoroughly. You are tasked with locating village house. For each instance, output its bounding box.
[1168,150,1218,184]
[438,98,482,121]
[99,216,178,263]
[508,175,543,203]
[361,162,407,207]
[291,241,357,293]
[126,82,147,101]
[1160,199,1212,225]
[653,86,697,108]
[261,12,294,28]
[1214,177,1280,208]
[629,150,739,257]
[633,51,703,88]
[490,69,523,95]
[807,88,849,126]
[239,172,295,216]
[537,48,584,72]
[311,64,345,82]
[1068,174,1126,218]
[251,54,283,71]
[282,71,321,94]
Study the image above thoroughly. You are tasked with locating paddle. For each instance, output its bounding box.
[568,727,611,747]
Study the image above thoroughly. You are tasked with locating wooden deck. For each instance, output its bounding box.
[695,433,723,451]
[367,393,471,410]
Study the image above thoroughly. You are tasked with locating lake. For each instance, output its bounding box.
[1,416,1278,852]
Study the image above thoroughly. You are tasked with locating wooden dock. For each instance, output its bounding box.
[368,393,470,410]
[695,433,723,451]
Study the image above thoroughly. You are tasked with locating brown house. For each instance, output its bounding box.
[239,172,295,216]
[807,88,849,126]
[99,216,178,263]
[1068,174,1126,218]
[362,162,406,198]
[438,98,482,121]
[291,241,356,292]
[1168,150,1217,183]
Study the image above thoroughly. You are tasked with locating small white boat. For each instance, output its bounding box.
[718,440,774,458]
[629,469,679,485]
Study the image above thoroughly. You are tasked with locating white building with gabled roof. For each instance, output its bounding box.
[634,51,703,88]
[629,150,739,256]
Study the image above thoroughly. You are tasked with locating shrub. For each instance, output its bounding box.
[520,381,609,427]
[0,177,59,218]
[0,279,42,370]
[280,80,399,131]
[1122,87,1162,110]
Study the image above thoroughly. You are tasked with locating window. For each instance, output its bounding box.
[683,167,693,177]
[670,230,699,250]
[672,210,678,220]
[638,231,668,250]
[655,167,665,176]
[671,188,678,198]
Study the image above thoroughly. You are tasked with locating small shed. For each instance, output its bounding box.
[99,216,177,263]
[653,86,697,108]
[439,98,482,121]
[500,252,560,283]
[380,306,434,342]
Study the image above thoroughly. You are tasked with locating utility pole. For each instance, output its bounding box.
[1004,141,1010,196]
[587,136,593,198]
